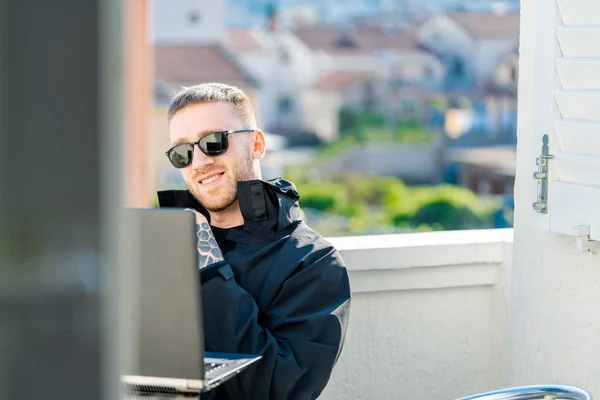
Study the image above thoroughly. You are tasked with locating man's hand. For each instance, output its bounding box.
[185,208,208,225]
[185,209,224,269]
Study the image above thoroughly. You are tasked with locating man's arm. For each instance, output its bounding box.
[194,221,224,269]
[188,210,351,400]
[201,243,350,400]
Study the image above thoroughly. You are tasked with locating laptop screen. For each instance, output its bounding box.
[125,208,204,380]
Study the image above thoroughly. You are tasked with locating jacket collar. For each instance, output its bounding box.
[157,178,301,237]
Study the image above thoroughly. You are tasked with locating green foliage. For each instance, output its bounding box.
[393,124,435,144]
[346,175,408,208]
[339,108,386,133]
[355,110,386,128]
[411,200,484,230]
[316,134,359,160]
[316,120,436,163]
[392,184,488,215]
[339,108,357,133]
[293,175,497,234]
[351,125,434,144]
[288,110,497,234]
[427,96,447,110]
[296,181,349,215]
[457,96,473,109]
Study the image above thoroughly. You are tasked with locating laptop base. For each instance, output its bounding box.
[122,353,260,395]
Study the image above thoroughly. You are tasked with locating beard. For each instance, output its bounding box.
[186,154,255,213]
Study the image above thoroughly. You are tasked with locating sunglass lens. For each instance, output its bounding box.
[169,144,193,168]
[200,132,228,156]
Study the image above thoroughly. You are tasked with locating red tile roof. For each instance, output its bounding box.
[294,27,345,52]
[294,26,422,55]
[355,27,420,51]
[311,71,371,91]
[227,30,264,52]
[448,13,520,38]
[154,44,257,88]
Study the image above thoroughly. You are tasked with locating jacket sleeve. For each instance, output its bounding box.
[199,244,351,400]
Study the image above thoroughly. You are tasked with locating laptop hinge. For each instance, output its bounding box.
[187,379,205,391]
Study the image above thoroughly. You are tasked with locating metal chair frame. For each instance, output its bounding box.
[456,385,592,400]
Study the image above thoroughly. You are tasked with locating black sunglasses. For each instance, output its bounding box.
[166,129,255,169]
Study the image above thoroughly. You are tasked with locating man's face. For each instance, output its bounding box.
[168,102,257,212]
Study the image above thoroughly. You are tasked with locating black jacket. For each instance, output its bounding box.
[157,178,351,400]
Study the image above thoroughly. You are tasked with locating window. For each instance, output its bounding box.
[188,11,201,25]
[278,96,292,114]
[335,34,357,49]
[424,66,434,80]
[279,48,290,65]
[509,65,518,85]
[453,58,464,79]
[362,81,376,110]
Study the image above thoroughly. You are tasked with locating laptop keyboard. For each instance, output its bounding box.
[204,361,226,375]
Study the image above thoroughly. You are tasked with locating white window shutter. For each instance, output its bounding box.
[530,0,600,243]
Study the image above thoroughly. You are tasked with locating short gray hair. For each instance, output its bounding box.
[167,82,256,127]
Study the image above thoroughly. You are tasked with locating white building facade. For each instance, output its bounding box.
[149,0,227,45]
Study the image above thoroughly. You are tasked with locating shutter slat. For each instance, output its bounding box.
[555,119,600,156]
[556,58,600,90]
[554,152,600,187]
[557,27,600,57]
[557,0,600,25]
[555,90,600,122]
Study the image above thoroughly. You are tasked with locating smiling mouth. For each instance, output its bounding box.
[199,172,224,185]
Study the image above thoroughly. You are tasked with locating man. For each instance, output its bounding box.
[157,82,351,400]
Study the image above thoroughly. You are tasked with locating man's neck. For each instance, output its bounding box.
[209,201,244,229]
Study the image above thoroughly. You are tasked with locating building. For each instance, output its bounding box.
[303,70,386,141]
[445,146,516,195]
[292,26,445,140]
[226,28,320,140]
[149,0,227,45]
[418,12,520,91]
[418,12,520,142]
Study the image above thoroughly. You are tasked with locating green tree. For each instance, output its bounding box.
[411,199,484,230]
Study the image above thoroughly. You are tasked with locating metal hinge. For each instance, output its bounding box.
[532,134,554,214]
[573,225,600,254]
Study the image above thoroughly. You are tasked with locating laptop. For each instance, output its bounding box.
[120,208,261,394]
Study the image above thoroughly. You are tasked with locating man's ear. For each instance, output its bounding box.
[252,129,267,160]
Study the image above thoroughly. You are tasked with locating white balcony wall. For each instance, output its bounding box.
[318,229,514,400]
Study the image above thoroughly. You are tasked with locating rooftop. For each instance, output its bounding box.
[154,44,257,88]
[227,29,264,52]
[310,70,372,92]
[294,26,424,55]
[448,12,520,38]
